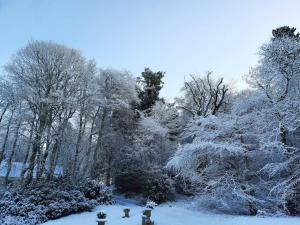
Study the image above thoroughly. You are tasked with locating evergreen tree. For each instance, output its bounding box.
[272,26,299,39]
[137,68,165,111]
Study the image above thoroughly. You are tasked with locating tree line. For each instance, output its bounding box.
[2,25,300,216]
[0,42,176,190]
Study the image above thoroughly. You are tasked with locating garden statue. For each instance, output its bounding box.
[97,210,107,225]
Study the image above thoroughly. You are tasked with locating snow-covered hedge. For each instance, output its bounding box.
[0,179,113,225]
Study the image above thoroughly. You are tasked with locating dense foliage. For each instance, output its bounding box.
[0,179,113,225]
[115,165,172,203]
[137,68,165,111]
[167,26,300,215]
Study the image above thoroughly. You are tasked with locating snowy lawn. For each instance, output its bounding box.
[42,198,300,225]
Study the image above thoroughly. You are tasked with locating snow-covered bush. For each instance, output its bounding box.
[114,161,145,194]
[168,136,262,215]
[165,27,300,216]
[168,91,300,215]
[283,181,300,215]
[0,179,113,225]
[115,161,172,203]
[143,168,172,203]
[145,200,157,209]
[78,179,113,203]
[167,109,286,215]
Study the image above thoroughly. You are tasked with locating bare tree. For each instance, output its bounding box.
[179,72,229,117]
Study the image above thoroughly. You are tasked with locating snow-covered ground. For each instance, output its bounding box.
[43,198,300,225]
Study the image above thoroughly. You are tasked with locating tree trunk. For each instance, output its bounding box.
[105,156,112,186]
[90,108,107,178]
[25,112,47,184]
[47,136,60,181]
[0,103,9,125]
[4,120,21,185]
[72,110,86,177]
[82,124,95,177]
[80,106,101,177]
[0,110,14,165]
[280,125,287,146]
[35,148,43,180]
[47,111,72,181]
[36,125,51,180]
[20,117,35,181]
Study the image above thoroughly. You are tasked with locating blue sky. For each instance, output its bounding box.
[1,0,300,99]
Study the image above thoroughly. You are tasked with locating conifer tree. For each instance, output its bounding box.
[137,68,164,111]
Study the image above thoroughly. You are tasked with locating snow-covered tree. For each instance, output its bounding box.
[167,26,300,215]
[4,41,90,183]
[177,72,230,118]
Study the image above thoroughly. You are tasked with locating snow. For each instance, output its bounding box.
[140,116,168,135]
[0,161,24,178]
[42,199,300,225]
[0,161,63,178]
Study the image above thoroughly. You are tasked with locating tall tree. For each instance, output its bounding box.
[245,26,300,213]
[87,69,138,180]
[5,41,88,183]
[137,68,164,111]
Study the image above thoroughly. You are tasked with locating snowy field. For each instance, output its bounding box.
[43,198,300,225]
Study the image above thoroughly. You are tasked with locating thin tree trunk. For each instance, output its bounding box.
[20,117,35,181]
[79,106,101,176]
[72,109,86,177]
[52,138,62,177]
[35,148,43,181]
[90,108,107,177]
[47,122,65,181]
[4,120,21,185]
[47,136,60,181]
[0,103,9,125]
[0,110,14,165]
[25,112,47,184]
[280,125,287,146]
[105,156,112,186]
[47,109,73,181]
[82,124,95,177]
[36,125,51,180]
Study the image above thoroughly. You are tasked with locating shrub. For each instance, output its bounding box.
[284,182,300,216]
[115,165,172,203]
[143,168,172,203]
[114,167,145,194]
[0,179,113,225]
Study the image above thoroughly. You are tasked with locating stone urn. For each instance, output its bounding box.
[143,217,154,225]
[97,210,107,225]
[123,208,130,218]
[142,209,153,225]
[143,209,152,218]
